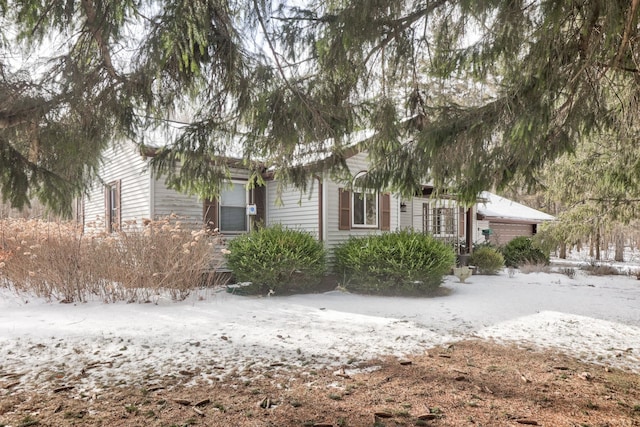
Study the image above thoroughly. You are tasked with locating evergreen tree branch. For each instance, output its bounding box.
[252,0,294,94]
[80,0,123,82]
[361,3,447,66]
[612,0,640,69]
[596,61,640,74]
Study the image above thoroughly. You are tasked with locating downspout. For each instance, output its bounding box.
[315,175,323,241]
[149,166,156,220]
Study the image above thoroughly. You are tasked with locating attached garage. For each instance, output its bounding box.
[476,192,554,246]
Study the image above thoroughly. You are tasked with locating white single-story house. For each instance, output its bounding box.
[476,191,555,245]
[82,139,479,258]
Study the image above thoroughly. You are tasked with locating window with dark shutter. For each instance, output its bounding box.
[219,184,246,232]
[340,186,390,230]
[203,182,251,233]
[351,172,378,228]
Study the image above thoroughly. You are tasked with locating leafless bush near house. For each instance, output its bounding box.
[581,263,620,276]
[0,217,225,303]
[518,262,552,274]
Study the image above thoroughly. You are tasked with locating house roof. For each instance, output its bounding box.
[138,121,376,173]
[477,191,555,223]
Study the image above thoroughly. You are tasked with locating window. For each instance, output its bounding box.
[352,172,377,228]
[353,191,377,227]
[338,172,390,231]
[433,207,455,235]
[104,180,121,232]
[219,184,247,232]
[422,202,456,236]
[203,182,248,233]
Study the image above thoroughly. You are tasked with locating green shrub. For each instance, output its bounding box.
[225,225,326,295]
[333,230,455,295]
[501,236,549,268]
[469,247,504,274]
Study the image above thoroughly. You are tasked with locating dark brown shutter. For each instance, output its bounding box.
[203,198,219,230]
[253,186,266,226]
[104,185,110,232]
[114,180,121,231]
[338,188,351,230]
[380,193,391,230]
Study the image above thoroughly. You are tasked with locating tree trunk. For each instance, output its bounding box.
[614,232,625,262]
[559,242,567,259]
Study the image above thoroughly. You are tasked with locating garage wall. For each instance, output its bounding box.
[489,222,535,245]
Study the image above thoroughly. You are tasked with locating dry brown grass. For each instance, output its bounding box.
[582,263,621,276]
[1,340,639,426]
[0,217,226,303]
[517,262,552,274]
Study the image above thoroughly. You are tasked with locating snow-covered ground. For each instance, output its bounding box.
[1,267,640,395]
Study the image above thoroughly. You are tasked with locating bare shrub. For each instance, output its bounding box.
[557,267,576,279]
[582,263,619,276]
[518,262,552,274]
[0,217,224,303]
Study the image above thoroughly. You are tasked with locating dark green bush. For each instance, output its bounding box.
[333,230,455,295]
[469,247,504,275]
[225,225,326,295]
[501,236,549,268]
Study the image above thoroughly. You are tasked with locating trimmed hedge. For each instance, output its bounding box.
[469,246,504,275]
[334,230,455,295]
[225,225,326,295]
[501,236,549,268]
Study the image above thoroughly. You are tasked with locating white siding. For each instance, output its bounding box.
[152,177,202,224]
[324,152,399,254]
[399,198,414,229]
[84,142,253,231]
[266,179,320,238]
[410,197,426,232]
[83,141,151,231]
[152,167,252,227]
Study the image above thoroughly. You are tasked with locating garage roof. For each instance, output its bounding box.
[477,191,555,223]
